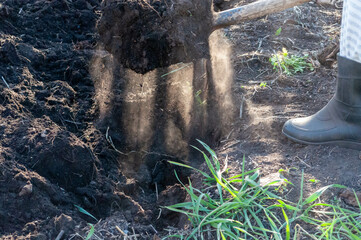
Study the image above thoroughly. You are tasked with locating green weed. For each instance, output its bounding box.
[270,48,314,75]
[165,140,361,240]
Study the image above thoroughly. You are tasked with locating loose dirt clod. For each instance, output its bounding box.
[98,0,213,73]
[19,181,33,196]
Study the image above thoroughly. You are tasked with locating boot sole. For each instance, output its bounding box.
[282,130,361,150]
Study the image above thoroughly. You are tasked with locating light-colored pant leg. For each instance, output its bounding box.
[340,0,361,63]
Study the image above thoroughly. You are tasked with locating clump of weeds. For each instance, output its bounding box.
[165,140,361,239]
[270,48,314,75]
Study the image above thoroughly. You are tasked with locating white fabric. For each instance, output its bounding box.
[340,0,361,63]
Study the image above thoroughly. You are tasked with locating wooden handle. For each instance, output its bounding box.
[213,0,310,30]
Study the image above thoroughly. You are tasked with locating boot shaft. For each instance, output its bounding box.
[336,55,361,107]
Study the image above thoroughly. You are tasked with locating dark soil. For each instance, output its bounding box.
[0,0,170,238]
[98,0,213,73]
[1,0,361,239]
[0,0,222,239]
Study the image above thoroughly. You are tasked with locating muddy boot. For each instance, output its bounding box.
[282,56,361,149]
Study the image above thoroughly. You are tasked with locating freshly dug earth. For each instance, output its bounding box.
[0,0,177,238]
[98,0,214,73]
[0,0,220,239]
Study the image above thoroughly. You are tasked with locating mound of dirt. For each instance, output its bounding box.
[0,0,195,238]
[0,0,144,238]
[98,0,214,73]
[5,116,96,191]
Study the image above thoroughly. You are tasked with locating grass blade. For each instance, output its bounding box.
[85,223,95,240]
[302,184,346,205]
[74,205,98,222]
[282,208,290,240]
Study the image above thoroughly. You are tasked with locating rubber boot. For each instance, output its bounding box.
[282,55,361,149]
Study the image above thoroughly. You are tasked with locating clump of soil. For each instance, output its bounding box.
[98,0,214,73]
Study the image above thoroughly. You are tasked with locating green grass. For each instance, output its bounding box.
[164,140,361,240]
[74,204,97,239]
[270,48,314,76]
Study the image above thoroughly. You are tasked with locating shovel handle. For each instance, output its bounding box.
[213,0,310,30]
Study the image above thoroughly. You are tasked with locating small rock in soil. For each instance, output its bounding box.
[340,188,361,207]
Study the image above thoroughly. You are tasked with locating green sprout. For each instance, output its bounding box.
[195,90,206,106]
[275,27,282,36]
[259,82,267,88]
[309,179,320,184]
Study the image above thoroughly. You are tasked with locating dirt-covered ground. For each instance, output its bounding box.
[1,0,360,239]
[220,0,361,205]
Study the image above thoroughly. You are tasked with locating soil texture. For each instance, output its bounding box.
[98,0,213,73]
